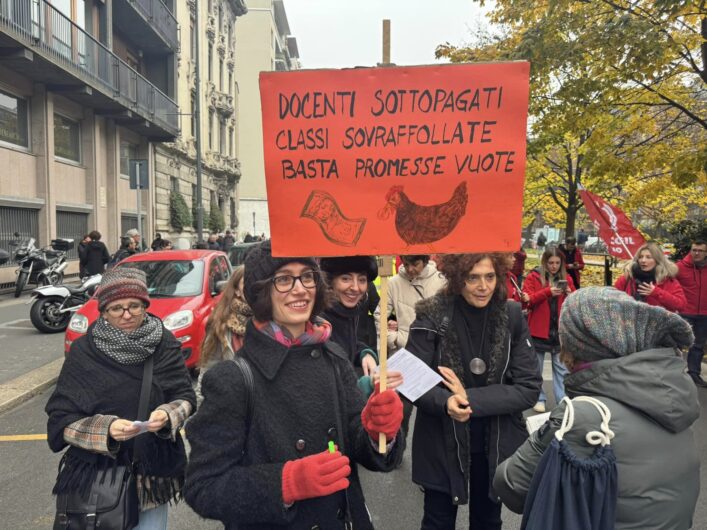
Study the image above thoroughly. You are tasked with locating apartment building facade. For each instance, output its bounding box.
[235,0,298,239]
[0,0,179,284]
[154,0,246,241]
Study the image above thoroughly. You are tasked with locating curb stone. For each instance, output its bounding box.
[0,358,63,415]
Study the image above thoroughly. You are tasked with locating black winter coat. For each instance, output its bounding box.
[406,295,540,505]
[80,240,110,276]
[184,322,404,530]
[322,302,376,370]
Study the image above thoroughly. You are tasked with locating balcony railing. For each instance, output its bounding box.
[131,0,178,51]
[0,0,178,135]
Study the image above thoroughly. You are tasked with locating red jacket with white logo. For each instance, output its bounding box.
[523,270,576,340]
[676,254,706,316]
[614,274,686,313]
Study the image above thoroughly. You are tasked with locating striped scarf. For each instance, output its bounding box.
[254,316,332,347]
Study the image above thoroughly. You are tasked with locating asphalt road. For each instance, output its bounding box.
[0,297,65,385]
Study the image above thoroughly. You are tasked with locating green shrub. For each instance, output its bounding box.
[170,190,192,232]
[208,201,225,232]
[667,220,707,261]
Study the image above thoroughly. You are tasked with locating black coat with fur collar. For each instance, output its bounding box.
[406,294,540,505]
[184,321,404,530]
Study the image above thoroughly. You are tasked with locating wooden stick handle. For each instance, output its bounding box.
[376,256,394,453]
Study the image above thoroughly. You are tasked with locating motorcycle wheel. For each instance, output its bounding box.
[48,271,63,286]
[30,296,71,333]
[14,271,28,298]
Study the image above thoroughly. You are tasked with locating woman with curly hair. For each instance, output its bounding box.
[196,265,251,404]
[614,241,686,312]
[405,253,541,530]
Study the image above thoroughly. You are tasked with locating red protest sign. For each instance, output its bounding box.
[259,62,530,257]
[579,189,646,259]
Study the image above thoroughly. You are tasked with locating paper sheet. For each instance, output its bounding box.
[378,348,444,402]
[525,412,551,435]
[131,420,151,435]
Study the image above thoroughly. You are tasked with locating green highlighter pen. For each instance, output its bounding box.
[328,440,336,453]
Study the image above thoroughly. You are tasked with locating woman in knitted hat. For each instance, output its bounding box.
[185,240,405,529]
[45,267,196,529]
[522,246,576,413]
[494,287,700,529]
[195,265,252,405]
[405,253,541,529]
[614,241,686,312]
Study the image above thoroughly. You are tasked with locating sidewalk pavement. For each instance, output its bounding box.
[0,358,63,415]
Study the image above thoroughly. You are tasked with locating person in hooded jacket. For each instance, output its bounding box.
[45,268,196,528]
[406,253,541,530]
[614,241,686,312]
[184,240,405,530]
[79,230,111,277]
[77,234,91,278]
[522,246,576,413]
[493,287,700,530]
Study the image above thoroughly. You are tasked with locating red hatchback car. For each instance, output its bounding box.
[64,249,232,370]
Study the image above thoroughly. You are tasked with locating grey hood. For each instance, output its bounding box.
[565,348,700,433]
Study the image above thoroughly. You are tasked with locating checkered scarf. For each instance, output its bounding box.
[92,314,163,365]
[254,316,332,347]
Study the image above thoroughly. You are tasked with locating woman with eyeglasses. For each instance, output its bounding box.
[185,240,405,530]
[45,267,196,529]
[405,253,541,530]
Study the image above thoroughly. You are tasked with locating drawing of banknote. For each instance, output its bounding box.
[300,190,366,247]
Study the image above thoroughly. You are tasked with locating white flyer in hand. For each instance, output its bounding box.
[132,420,151,435]
[380,348,443,402]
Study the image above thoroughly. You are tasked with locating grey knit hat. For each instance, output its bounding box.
[95,267,150,312]
[243,240,318,307]
[559,287,694,362]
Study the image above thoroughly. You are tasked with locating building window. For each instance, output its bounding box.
[54,114,81,162]
[208,109,214,150]
[219,119,226,154]
[228,71,232,95]
[170,176,179,192]
[0,89,29,148]
[227,23,232,47]
[218,5,222,33]
[56,210,88,261]
[208,43,213,81]
[219,58,223,91]
[230,197,236,228]
[120,141,138,177]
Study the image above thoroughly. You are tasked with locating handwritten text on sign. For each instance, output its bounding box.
[259,62,530,257]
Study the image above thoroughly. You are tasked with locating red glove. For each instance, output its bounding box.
[361,384,403,440]
[281,450,351,504]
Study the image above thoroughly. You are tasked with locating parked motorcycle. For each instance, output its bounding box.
[29,274,102,333]
[10,233,72,298]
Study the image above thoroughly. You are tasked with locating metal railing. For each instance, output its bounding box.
[0,0,178,135]
[131,0,178,50]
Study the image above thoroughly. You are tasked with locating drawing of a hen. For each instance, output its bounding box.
[377,182,468,245]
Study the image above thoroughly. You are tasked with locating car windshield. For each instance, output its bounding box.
[120,260,204,297]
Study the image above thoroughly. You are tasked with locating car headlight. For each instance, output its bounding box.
[163,310,193,332]
[68,314,89,334]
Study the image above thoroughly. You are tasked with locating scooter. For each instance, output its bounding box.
[10,233,73,298]
[29,274,102,333]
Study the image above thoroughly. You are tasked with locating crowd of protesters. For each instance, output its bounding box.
[45,230,705,529]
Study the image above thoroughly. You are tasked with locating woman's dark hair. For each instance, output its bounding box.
[401,255,430,265]
[119,236,132,249]
[248,264,330,322]
[438,253,508,301]
[89,230,101,241]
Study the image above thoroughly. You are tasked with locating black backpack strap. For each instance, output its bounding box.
[232,356,255,453]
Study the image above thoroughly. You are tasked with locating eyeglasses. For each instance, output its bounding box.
[272,271,319,293]
[465,272,497,286]
[105,303,146,318]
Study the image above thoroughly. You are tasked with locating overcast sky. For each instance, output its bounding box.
[283,0,490,69]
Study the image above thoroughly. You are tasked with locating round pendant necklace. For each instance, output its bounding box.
[469,308,489,375]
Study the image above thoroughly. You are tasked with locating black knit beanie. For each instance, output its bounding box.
[243,239,318,307]
[319,256,378,282]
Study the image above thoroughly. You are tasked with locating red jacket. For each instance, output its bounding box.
[676,254,707,315]
[523,270,576,340]
[613,274,686,313]
[560,246,585,286]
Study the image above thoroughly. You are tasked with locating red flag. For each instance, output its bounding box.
[579,189,645,259]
